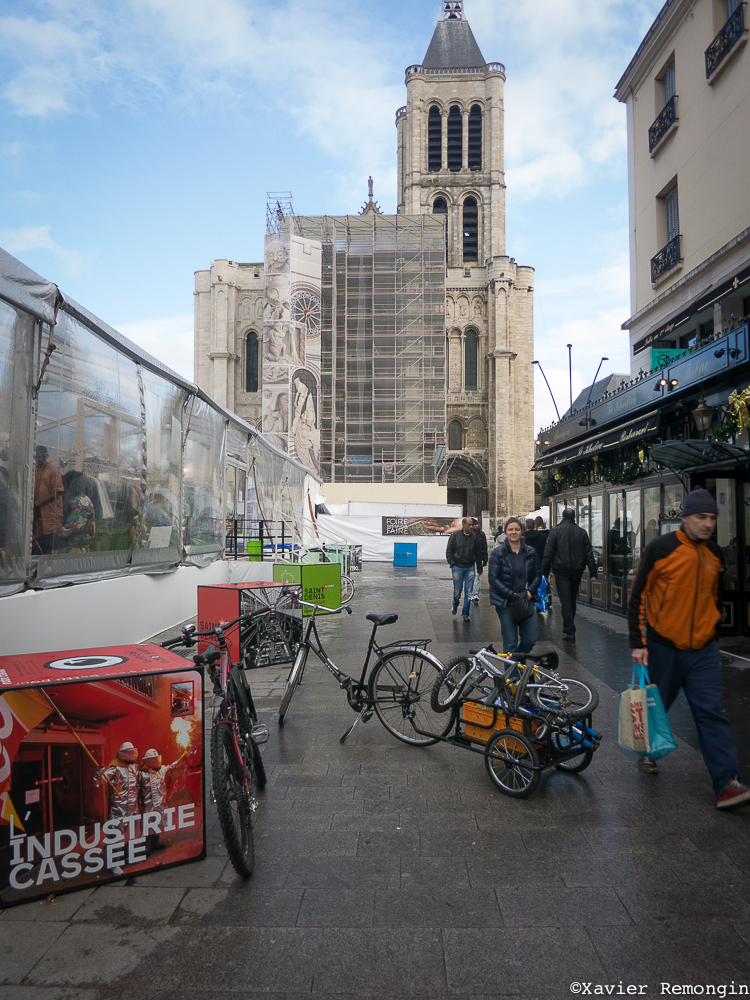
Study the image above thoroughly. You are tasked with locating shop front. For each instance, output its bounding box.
[536,325,750,636]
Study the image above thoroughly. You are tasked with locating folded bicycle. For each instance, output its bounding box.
[422,645,602,798]
[162,613,267,876]
[277,597,453,746]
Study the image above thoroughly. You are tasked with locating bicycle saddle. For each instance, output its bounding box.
[193,645,221,667]
[366,613,399,627]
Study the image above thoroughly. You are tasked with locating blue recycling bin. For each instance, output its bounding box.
[393,542,417,567]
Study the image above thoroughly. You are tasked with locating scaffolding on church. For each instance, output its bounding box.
[291,213,447,485]
[266,192,298,236]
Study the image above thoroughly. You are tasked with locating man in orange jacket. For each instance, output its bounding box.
[628,488,749,808]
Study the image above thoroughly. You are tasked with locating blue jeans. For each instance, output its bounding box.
[452,565,475,617]
[496,605,537,655]
[647,638,741,797]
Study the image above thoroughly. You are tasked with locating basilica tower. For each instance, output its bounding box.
[397,0,535,520]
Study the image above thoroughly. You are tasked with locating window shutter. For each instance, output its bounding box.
[665,188,680,243]
[664,62,675,103]
[726,0,742,19]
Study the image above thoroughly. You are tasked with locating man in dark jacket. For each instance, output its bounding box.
[446,517,480,621]
[541,508,597,641]
[523,518,547,564]
[470,517,488,603]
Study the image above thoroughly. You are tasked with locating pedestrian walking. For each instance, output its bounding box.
[470,517,488,602]
[628,488,750,808]
[541,508,597,641]
[488,517,542,655]
[446,517,481,622]
[523,517,548,564]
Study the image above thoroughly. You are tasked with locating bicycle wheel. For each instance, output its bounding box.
[551,718,595,773]
[370,649,456,746]
[210,723,255,876]
[485,729,540,798]
[250,736,268,789]
[430,655,472,713]
[278,644,309,726]
[530,676,599,721]
[340,575,355,605]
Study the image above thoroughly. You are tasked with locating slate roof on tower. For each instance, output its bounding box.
[422,6,487,69]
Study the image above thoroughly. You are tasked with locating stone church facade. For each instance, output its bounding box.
[194,1,535,520]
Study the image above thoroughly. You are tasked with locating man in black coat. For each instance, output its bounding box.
[541,508,597,641]
[446,518,481,621]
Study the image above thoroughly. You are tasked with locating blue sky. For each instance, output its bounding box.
[0,0,664,432]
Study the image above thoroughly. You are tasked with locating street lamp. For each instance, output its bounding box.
[532,360,561,422]
[691,398,713,438]
[579,357,609,426]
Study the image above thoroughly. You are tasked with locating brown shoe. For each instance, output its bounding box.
[638,755,658,774]
[452,603,458,615]
[463,615,470,622]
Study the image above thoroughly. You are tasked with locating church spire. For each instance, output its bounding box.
[423,1,485,68]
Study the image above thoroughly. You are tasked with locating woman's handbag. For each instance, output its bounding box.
[508,592,536,624]
[618,663,677,759]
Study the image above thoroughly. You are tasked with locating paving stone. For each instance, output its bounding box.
[313,927,447,994]
[178,926,321,993]
[357,827,421,856]
[373,888,502,928]
[555,853,678,888]
[467,856,564,889]
[0,889,95,922]
[589,924,750,982]
[443,926,607,994]
[615,882,750,924]
[296,887,376,927]
[173,886,304,926]
[284,855,400,889]
[24,923,195,989]
[401,857,471,892]
[70,885,186,925]
[0,922,66,985]
[499,886,633,926]
[254,827,359,856]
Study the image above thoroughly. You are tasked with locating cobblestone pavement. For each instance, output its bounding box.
[2,563,750,999]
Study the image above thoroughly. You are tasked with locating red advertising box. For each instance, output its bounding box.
[0,644,204,908]
[197,581,298,662]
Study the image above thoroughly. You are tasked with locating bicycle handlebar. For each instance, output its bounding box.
[293,598,353,616]
[160,612,252,649]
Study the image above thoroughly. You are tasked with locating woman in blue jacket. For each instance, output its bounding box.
[488,516,542,655]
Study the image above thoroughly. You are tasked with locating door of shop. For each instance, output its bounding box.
[11,741,104,838]
[692,474,749,635]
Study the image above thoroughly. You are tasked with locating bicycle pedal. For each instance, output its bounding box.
[251,724,269,745]
[361,710,373,723]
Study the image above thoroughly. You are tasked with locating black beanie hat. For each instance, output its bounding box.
[682,488,719,517]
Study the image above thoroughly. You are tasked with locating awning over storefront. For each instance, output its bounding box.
[533,412,660,472]
[650,440,749,471]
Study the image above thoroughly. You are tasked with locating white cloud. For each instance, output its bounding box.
[116,314,195,381]
[0,225,84,273]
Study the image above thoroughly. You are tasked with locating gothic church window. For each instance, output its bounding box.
[428,107,442,171]
[448,420,463,450]
[465,330,478,391]
[468,105,482,170]
[246,331,259,393]
[447,106,462,171]
[463,198,479,262]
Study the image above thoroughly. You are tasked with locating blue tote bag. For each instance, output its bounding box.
[536,577,549,613]
[618,663,677,760]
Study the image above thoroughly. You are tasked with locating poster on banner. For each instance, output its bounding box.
[382,516,464,536]
[0,647,204,907]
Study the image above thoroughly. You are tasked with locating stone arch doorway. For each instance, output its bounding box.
[447,456,489,518]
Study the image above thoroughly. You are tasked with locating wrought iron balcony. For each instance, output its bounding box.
[649,95,678,152]
[705,4,746,78]
[651,234,682,283]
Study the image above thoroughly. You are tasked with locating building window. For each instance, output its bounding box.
[433,197,448,217]
[664,61,676,101]
[447,106,462,172]
[245,331,259,393]
[468,105,482,170]
[463,198,479,262]
[428,107,442,171]
[465,330,478,391]
[448,420,463,450]
[467,417,487,449]
[726,0,742,17]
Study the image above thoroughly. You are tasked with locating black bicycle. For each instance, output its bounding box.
[162,614,267,876]
[277,597,452,746]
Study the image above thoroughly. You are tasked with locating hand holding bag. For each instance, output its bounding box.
[618,663,677,759]
[508,592,535,624]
